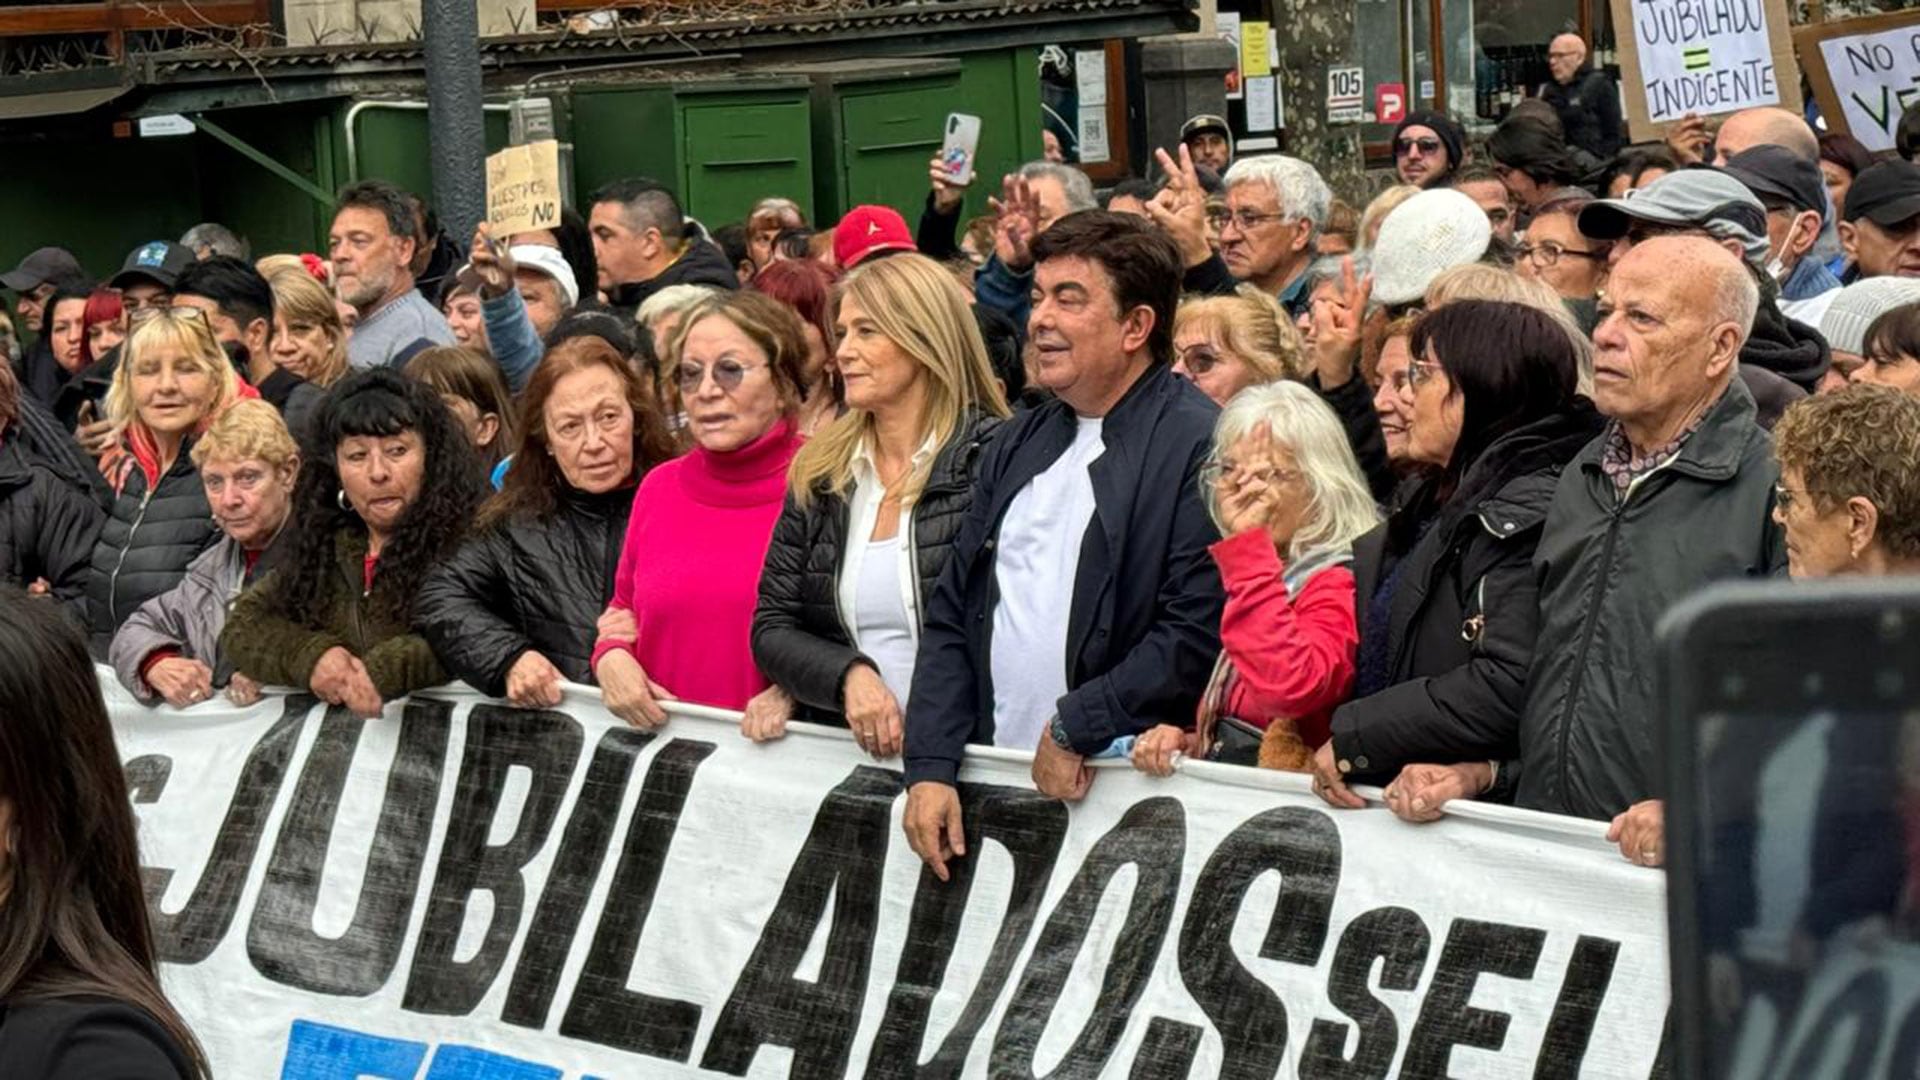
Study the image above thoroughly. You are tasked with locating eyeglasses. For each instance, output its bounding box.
[165,305,212,328]
[1407,357,1444,389]
[1518,241,1606,268]
[676,357,765,393]
[1774,484,1825,512]
[1176,344,1228,376]
[1219,209,1291,232]
[1202,459,1302,488]
[1395,137,1443,157]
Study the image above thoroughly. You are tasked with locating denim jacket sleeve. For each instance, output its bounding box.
[482,289,543,393]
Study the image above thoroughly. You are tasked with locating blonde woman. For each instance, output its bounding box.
[752,252,1011,754]
[1132,381,1378,774]
[267,267,351,389]
[1172,283,1308,405]
[86,307,246,651]
[109,399,298,708]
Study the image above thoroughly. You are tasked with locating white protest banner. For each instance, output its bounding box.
[108,674,1672,1078]
[485,139,563,237]
[1612,0,1800,132]
[1797,10,1920,154]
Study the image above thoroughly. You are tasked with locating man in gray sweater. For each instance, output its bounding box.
[330,180,454,369]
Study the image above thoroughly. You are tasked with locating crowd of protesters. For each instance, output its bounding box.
[10,76,1920,1072]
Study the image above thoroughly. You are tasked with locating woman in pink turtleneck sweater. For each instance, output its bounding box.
[593,293,809,720]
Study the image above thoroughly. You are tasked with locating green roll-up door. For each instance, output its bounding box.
[680,98,814,227]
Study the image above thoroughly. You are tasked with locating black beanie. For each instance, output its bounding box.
[1394,110,1465,173]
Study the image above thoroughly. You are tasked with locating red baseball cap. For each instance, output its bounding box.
[834,205,916,268]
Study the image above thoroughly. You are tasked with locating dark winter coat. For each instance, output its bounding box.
[0,998,193,1079]
[1744,293,1830,393]
[222,526,445,699]
[1539,67,1623,161]
[414,485,633,696]
[1328,403,1606,782]
[752,412,1000,725]
[85,445,217,655]
[605,225,741,320]
[903,364,1226,786]
[1518,378,1786,820]
[0,436,104,620]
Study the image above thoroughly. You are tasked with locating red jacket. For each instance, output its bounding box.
[1206,529,1359,749]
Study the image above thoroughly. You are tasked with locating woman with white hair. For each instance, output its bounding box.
[1132,380,1379,774]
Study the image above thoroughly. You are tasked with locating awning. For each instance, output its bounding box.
[0,82,131,120]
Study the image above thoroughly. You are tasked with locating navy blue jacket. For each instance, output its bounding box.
[903,362,1225,786]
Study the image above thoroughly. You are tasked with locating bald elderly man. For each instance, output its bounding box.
[1540,34,1622,160]
[1667,104,1818,167]
[1375,238,1785,867]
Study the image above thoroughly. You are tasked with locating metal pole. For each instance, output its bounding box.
[422,0,486,237]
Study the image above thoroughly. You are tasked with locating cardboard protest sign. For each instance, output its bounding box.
[1797,9,1920,153]
[485,139,562,237]
[1611,0,1801,134]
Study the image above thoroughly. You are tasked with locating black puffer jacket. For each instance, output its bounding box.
[752,411,1000,725]
[85,446,217,654]
[0,436,105,621]
[1327,403,1606,783]
[605,224,741,321]
[414,484,633,696]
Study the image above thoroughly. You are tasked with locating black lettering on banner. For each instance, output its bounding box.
[125,754,172,803]
[1179,806,1342,1079]
[1531,935,1620,1079]
[1128,1017,1205,1078]
[403,705,585,1016]
[247,699,452,994]
[989,797,1187,1079]
[502,726,655,1029]
[1400,918,1547,1078]
[865,781,1069,1080]
[700,767,900,1076]
[147,698,308,965]
[559,739,716,1061]
[1782,967,1888,1077]
[1301,906,1432,1079]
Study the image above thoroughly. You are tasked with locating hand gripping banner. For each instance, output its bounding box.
[105,674,1672,1078]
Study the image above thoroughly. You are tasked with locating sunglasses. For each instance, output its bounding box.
[1395,137,1443,157]
[1177,344,1226,375]
[676,357,764,393]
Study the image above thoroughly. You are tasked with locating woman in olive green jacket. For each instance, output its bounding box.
[224,369,485,715]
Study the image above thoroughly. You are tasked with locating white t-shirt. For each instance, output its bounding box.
[852,535,919,706]
[989,417,1105,750]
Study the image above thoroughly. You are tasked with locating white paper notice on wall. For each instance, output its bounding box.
[1219,11,1243,100]
[1078,106,1110,163]
[1075,48,1107,107]
[1246,75,1277,131]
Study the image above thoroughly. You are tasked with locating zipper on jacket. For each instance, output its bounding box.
[105,485,158,628]
[1550,457,1676,803]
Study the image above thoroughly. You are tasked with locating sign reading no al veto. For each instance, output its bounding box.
[1797,9,1920,154]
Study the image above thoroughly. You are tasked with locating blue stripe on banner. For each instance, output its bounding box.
[426,1045,564,1079]
[281,1020,426,1078]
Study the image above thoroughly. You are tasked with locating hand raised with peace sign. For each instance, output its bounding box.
[1312,255,1373,390]
[1148,143,1214,269]
[988,173,1045,272]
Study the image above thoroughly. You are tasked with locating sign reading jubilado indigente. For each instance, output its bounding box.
[106,674,1672,1078]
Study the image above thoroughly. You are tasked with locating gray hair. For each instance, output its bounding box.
[181,222,250,261]
[1710,252,1762,345]
[1300,253,1369,297]
[636,283,720,329]
[1019,161,1098,212]
[1204,380,1380,564]
[1223,155,1334,242]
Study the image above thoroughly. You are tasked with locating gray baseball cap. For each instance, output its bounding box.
[1577,168,1770,264]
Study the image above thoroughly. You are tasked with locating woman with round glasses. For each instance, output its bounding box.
[1515,191,1610,305]
[417,337,678,707]
[1171,284,1308,406]
[1308,300,1603,816]
[593,291,808,727]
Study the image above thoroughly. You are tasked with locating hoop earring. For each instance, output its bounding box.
[337,490,354,513]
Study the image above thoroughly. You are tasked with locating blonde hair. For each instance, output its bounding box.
[1175,284,1309,382]
[1424,264,1595,395]
[1358,184,1420,251]
[191,397,298,470]
[267,268,350,387]
[106,309,242,436]
[255,254,307,280]
[789,253,1010,507]
[1204,381,1379,563]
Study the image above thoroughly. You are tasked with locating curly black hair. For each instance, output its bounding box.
[271,367,485,625]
